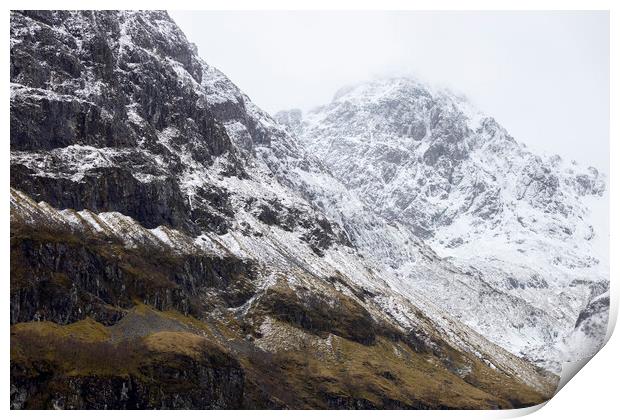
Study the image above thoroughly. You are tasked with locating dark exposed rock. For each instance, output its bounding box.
[10,222,257,325]
[11,332,245,409]
[323,394,435,410]
[11,164,202,234]
[257,282,377,345]
[575,295,610,329]
[10,88,135,151]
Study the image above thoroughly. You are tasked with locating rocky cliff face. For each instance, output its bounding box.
[282,78,609,370]
[10,10,563,409]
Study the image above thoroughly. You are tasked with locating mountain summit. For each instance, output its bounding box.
[279,76,609,369]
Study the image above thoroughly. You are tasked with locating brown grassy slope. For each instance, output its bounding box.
[11,304,554,409]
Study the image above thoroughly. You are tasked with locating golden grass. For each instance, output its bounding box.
[142,331,209,358]
[11,301,551,409]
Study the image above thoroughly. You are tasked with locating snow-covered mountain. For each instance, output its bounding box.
[277,77,609,370]
[10,10,601,409]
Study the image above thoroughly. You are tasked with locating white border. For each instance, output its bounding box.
[2,1,617,418]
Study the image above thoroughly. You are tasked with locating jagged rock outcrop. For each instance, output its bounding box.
[559,292,610,361]
[10,10,340,246]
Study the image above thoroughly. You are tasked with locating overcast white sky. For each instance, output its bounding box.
[170,11,609,174]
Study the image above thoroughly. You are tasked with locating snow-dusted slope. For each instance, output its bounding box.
[282,77,609,371]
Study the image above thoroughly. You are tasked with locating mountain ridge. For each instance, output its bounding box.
[9,9,601,409]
